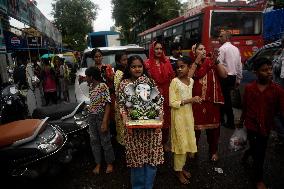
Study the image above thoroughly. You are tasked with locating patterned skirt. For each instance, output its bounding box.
[124,128,164,167]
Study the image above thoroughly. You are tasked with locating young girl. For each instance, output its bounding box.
[85,66,115,174]
[91,49,116,137]
[169,56,201,184]
[118,55,164,189]
[114,51,128,146]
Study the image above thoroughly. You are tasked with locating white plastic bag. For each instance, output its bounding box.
[229,128,247,151]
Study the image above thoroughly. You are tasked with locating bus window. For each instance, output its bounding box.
[210,12,262,37]
[183,16,202,50]
[164,28,173,37]
[145,33,152,41]
[173,25,183,35]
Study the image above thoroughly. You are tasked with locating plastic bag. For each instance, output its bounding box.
[229,128,247,151]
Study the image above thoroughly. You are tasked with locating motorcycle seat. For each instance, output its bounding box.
[0,119,47,148]
[33,103,79,120]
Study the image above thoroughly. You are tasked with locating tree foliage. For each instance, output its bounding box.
[52,0,98,51]
[112,0,181,44]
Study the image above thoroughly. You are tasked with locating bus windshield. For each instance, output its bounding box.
[210,12,262,37]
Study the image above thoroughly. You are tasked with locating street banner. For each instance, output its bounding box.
[3,30,27,50]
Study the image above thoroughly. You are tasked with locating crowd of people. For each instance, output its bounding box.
[12,55,72,115]
[85,30,284,189]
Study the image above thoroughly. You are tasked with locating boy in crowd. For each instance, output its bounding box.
[241,58,284,189]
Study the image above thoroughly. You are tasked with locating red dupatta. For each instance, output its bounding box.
[192,57,224,104]
[144,41,175,86]
[144,41,175,131]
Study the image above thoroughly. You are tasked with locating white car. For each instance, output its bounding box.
[75,45,147,104]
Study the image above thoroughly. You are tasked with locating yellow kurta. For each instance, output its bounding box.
[169,78,197,154]
[114,70,125,145]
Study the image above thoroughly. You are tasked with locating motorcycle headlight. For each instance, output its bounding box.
[38,128,64,153]
[74,112,88,129]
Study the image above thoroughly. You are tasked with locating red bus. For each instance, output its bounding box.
[138,1,264,62]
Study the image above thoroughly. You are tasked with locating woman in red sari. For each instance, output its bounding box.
[145,41,175,148]
[190,43,227,161]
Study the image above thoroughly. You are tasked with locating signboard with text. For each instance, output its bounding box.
[6,0,62,45]
[27,36,41,47]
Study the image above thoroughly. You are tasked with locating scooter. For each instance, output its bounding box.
[0,85,67,178]
[0,117,67,178]
[0,84,89,178]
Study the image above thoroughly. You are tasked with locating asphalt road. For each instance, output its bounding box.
[5,85,284,189]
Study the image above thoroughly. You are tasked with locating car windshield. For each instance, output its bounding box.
[82,51,147,68]
[211,12,262,37]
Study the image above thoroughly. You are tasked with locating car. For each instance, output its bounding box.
[232,39,282,108]
[75,45,147,104]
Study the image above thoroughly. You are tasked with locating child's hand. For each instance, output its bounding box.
[191,96,203,103]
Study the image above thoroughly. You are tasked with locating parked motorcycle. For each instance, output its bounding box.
[0,84,28,124]
[0,117,67,178]
[32,101,89,163]
[0,84,89,178]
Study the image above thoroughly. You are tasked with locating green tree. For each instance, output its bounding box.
[52,0,98,51]
[112,0,181,44]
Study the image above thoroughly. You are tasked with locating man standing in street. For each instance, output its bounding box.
[218,30,242,129]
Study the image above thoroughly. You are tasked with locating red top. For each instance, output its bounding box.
[192,58,224,104]
[241,81,284,136]
[144,41,175,129]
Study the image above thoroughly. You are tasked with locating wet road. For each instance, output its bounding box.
[5,125,284,189]
[5,86,284,189]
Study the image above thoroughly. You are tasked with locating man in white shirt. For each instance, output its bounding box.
[218,30,242,129]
